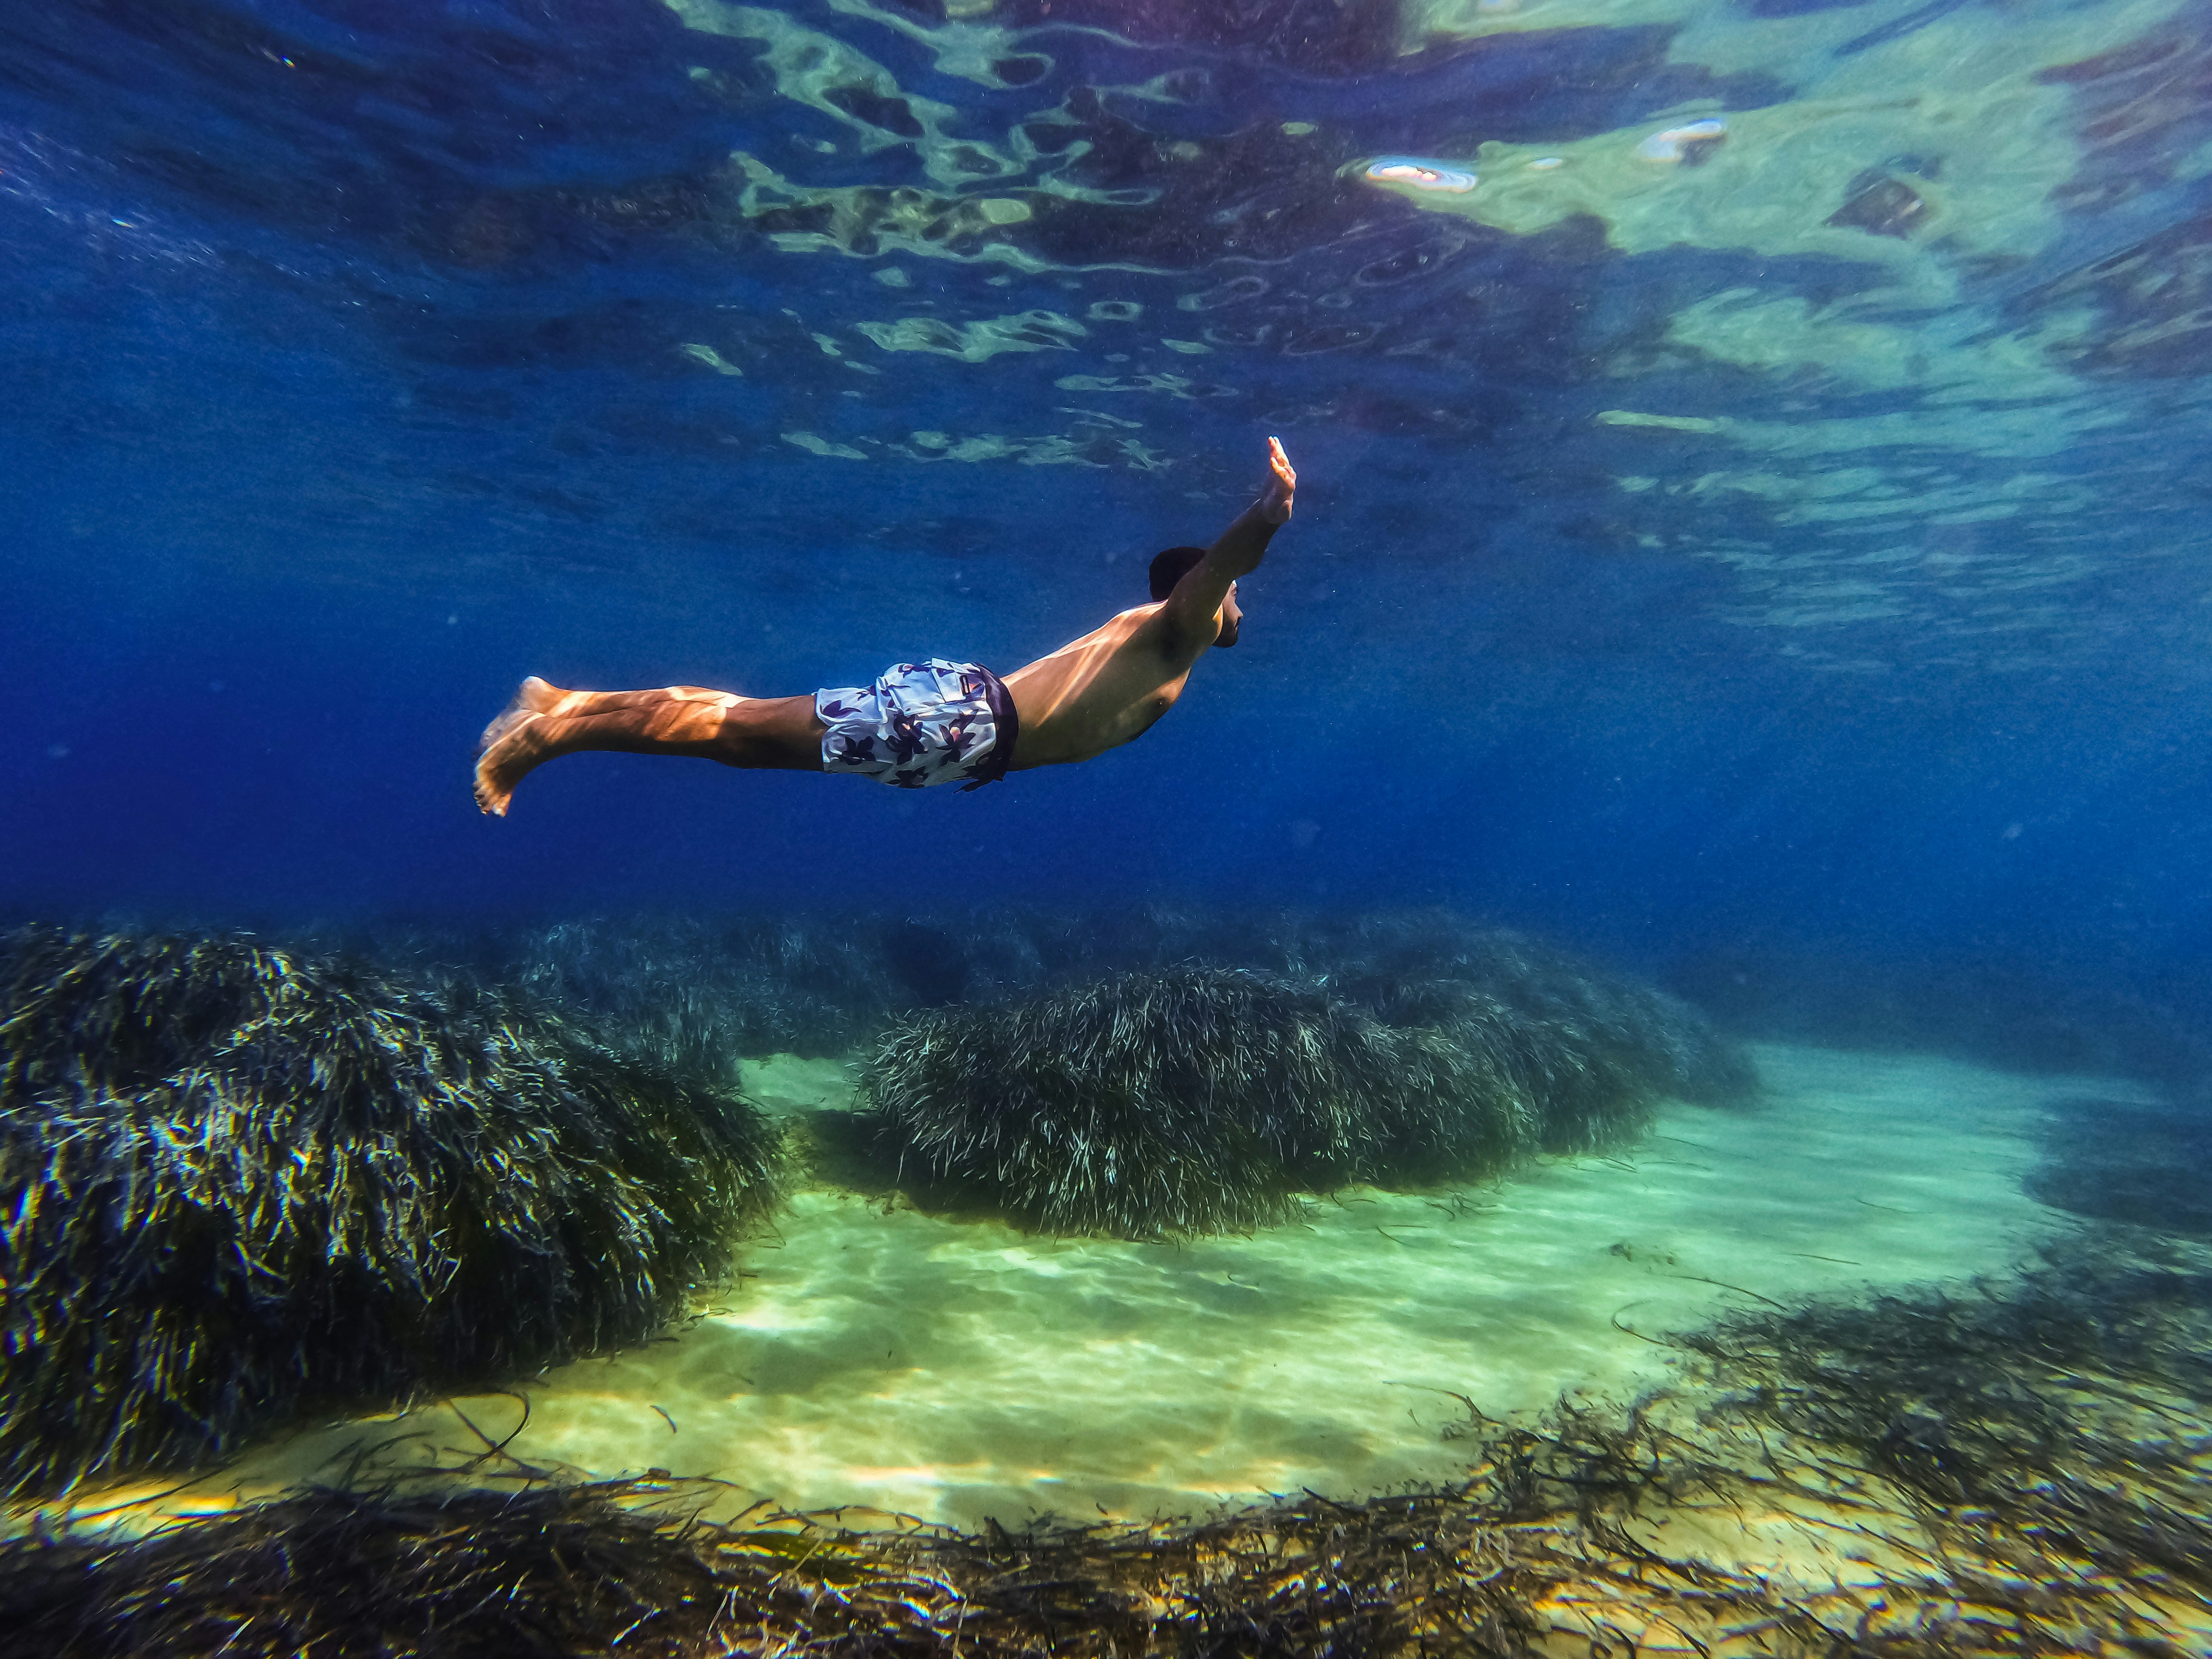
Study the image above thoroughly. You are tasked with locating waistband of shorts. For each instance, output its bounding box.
[960,667,1018,792]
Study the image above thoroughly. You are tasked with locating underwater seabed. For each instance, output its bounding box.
[63,1042,2123,1532]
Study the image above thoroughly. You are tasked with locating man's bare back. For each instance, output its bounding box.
[474,437,1295,815]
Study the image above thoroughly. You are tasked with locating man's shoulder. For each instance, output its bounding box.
[1011,603,1163,677]
[1113,602,1178,650]
[1087,602,1166,643]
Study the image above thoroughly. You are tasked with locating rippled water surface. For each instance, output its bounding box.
[6,0,2211,932]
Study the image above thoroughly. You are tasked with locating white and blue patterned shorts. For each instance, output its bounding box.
[815,659,1018,791]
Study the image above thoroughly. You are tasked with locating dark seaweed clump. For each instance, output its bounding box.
[455,910,1755,1111]
[507,915,897,1078]
[2028,1092,2212,1235]
[1656,1236,2212,1648]
[1332,923,1758,1117]
[0,1484,733,1659]
[859,966,1684,1237]
[0,926,783,1499]
[11,1237,2206,1658]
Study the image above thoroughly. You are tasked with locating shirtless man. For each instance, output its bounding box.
[472,436,1296,815]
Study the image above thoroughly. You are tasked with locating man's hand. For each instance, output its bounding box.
[1257,435,1296,525]
[1174,438,1297,634]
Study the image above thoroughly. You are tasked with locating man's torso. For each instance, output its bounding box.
[1002,603,1205,770]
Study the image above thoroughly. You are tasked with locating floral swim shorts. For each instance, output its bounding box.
[815,659,1019,791]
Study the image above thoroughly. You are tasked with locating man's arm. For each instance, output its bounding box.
[1161,437,1296,645]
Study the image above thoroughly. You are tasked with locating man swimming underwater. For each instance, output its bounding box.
[472,436,1297,815]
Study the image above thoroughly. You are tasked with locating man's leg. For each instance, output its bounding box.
[474,677,823,816]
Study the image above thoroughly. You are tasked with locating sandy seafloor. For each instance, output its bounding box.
[83,1042,2136,1533]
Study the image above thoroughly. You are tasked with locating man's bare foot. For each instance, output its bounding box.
[478,676,567,751]
[474,678,568,817]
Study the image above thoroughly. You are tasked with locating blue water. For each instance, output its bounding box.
[5,0,2210,1059]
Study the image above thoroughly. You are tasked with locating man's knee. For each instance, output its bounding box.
[714,698,823,771]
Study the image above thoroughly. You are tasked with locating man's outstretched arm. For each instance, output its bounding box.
[1162,436,1296,644]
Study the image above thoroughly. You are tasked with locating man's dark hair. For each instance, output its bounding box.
[1149,545,1208,601]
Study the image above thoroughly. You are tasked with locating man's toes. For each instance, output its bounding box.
[472,768,512,818]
